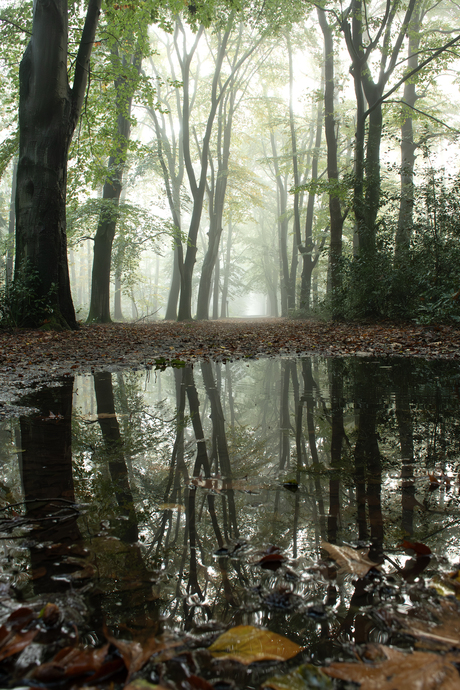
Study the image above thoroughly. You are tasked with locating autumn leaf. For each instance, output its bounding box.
[104,627,180,681]
[124,680,170,690]
[263,663,333,689]
[322,644,460,689]
[0,625,37,662]
[399,540,432,557]
[388,599,460,650]
[32,644,109,681]
[208,625,302,665]
[321,541,380,578]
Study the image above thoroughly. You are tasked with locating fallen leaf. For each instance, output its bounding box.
[7,606,36,630]
[322,644,460,689]
[257,553,286,570]
[400,540,432,556]
[390,599,460,650]
[0,626,38,662]
[208,625,302,665]
[263,663,333,689]
[104,627,180,681]
[124,680,170,690]
[321,541,380,578]
[32,644,109,681]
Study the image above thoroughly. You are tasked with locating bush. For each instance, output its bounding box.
[337,170,460,323]
[0,263,57,328]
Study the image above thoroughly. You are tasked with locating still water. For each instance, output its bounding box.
[1,356,460,661]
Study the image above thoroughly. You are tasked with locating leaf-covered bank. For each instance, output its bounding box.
[1,318,460,414]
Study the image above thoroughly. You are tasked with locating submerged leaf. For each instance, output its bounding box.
[321,541,380,578]
[390,599,460,650]
[322,644,460,689]
[0,625,37,662]
[124,680,170,690]
[208,625,302,665]
[104,627,180,681]
[264,663,333,689]
[32,643,109,681]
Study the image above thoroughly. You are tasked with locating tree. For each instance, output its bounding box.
[317,6,346,319]
[339,0,417,260]
[14,0,101,329]
[196,24,267,319]
[87,35,143,323]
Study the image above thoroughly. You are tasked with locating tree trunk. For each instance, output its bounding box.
[165,244,182,319]
[220,218,232,317]
[300,93,323,312]
[318,8,344,319]
[395,5,421,262]
[114,269,124,320]
[6,160,17,285]
[212,249,220,319]
[87,45,142,323]
[177,21,230,321]
[15,0,101,329]
[196,73,237,320]
[270,132,290,316]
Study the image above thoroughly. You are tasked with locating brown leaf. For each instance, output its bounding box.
[0,626,38,662]
[104,627,180,681]
[7,606,36,630]
[322,645,460,689]
[392,599,460,650]
[321,541,380,578]
[264,663,333,690]
[32,644,109,681]
[208,625,302,665]
[399,540,432,557]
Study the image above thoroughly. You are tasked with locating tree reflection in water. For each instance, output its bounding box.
[6,356,460,657]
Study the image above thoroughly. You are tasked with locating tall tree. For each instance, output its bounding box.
[317,7,346,319]
[14,0,101,329]
[338,0,417,262]
[87,35,143,323]
[196,25,266,319]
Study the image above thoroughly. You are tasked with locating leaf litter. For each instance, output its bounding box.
[2,318,460,415]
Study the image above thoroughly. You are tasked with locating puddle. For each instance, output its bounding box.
[1,356,460,678]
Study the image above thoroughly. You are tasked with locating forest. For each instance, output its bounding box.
[3,2,460,690]
[1,0,460,327]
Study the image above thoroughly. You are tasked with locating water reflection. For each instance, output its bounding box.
[1,356,460,658]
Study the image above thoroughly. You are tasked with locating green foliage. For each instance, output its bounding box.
[0,262,57,329]
[337,170,460,324]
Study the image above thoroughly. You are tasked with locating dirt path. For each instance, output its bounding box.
[1,318,460,414]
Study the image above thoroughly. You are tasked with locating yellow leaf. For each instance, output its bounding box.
[208,625,302,665]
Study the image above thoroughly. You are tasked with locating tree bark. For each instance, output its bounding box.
[196,86,235,320]
[15,0,101,329]
[87,44,142,323]
[395,4,421,262]
[341,0,416,259]
[318,8,345,319]
[6,160,17,285]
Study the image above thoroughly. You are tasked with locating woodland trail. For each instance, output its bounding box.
[1,318,459,414]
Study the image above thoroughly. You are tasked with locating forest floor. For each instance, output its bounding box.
[1,317,460,414]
